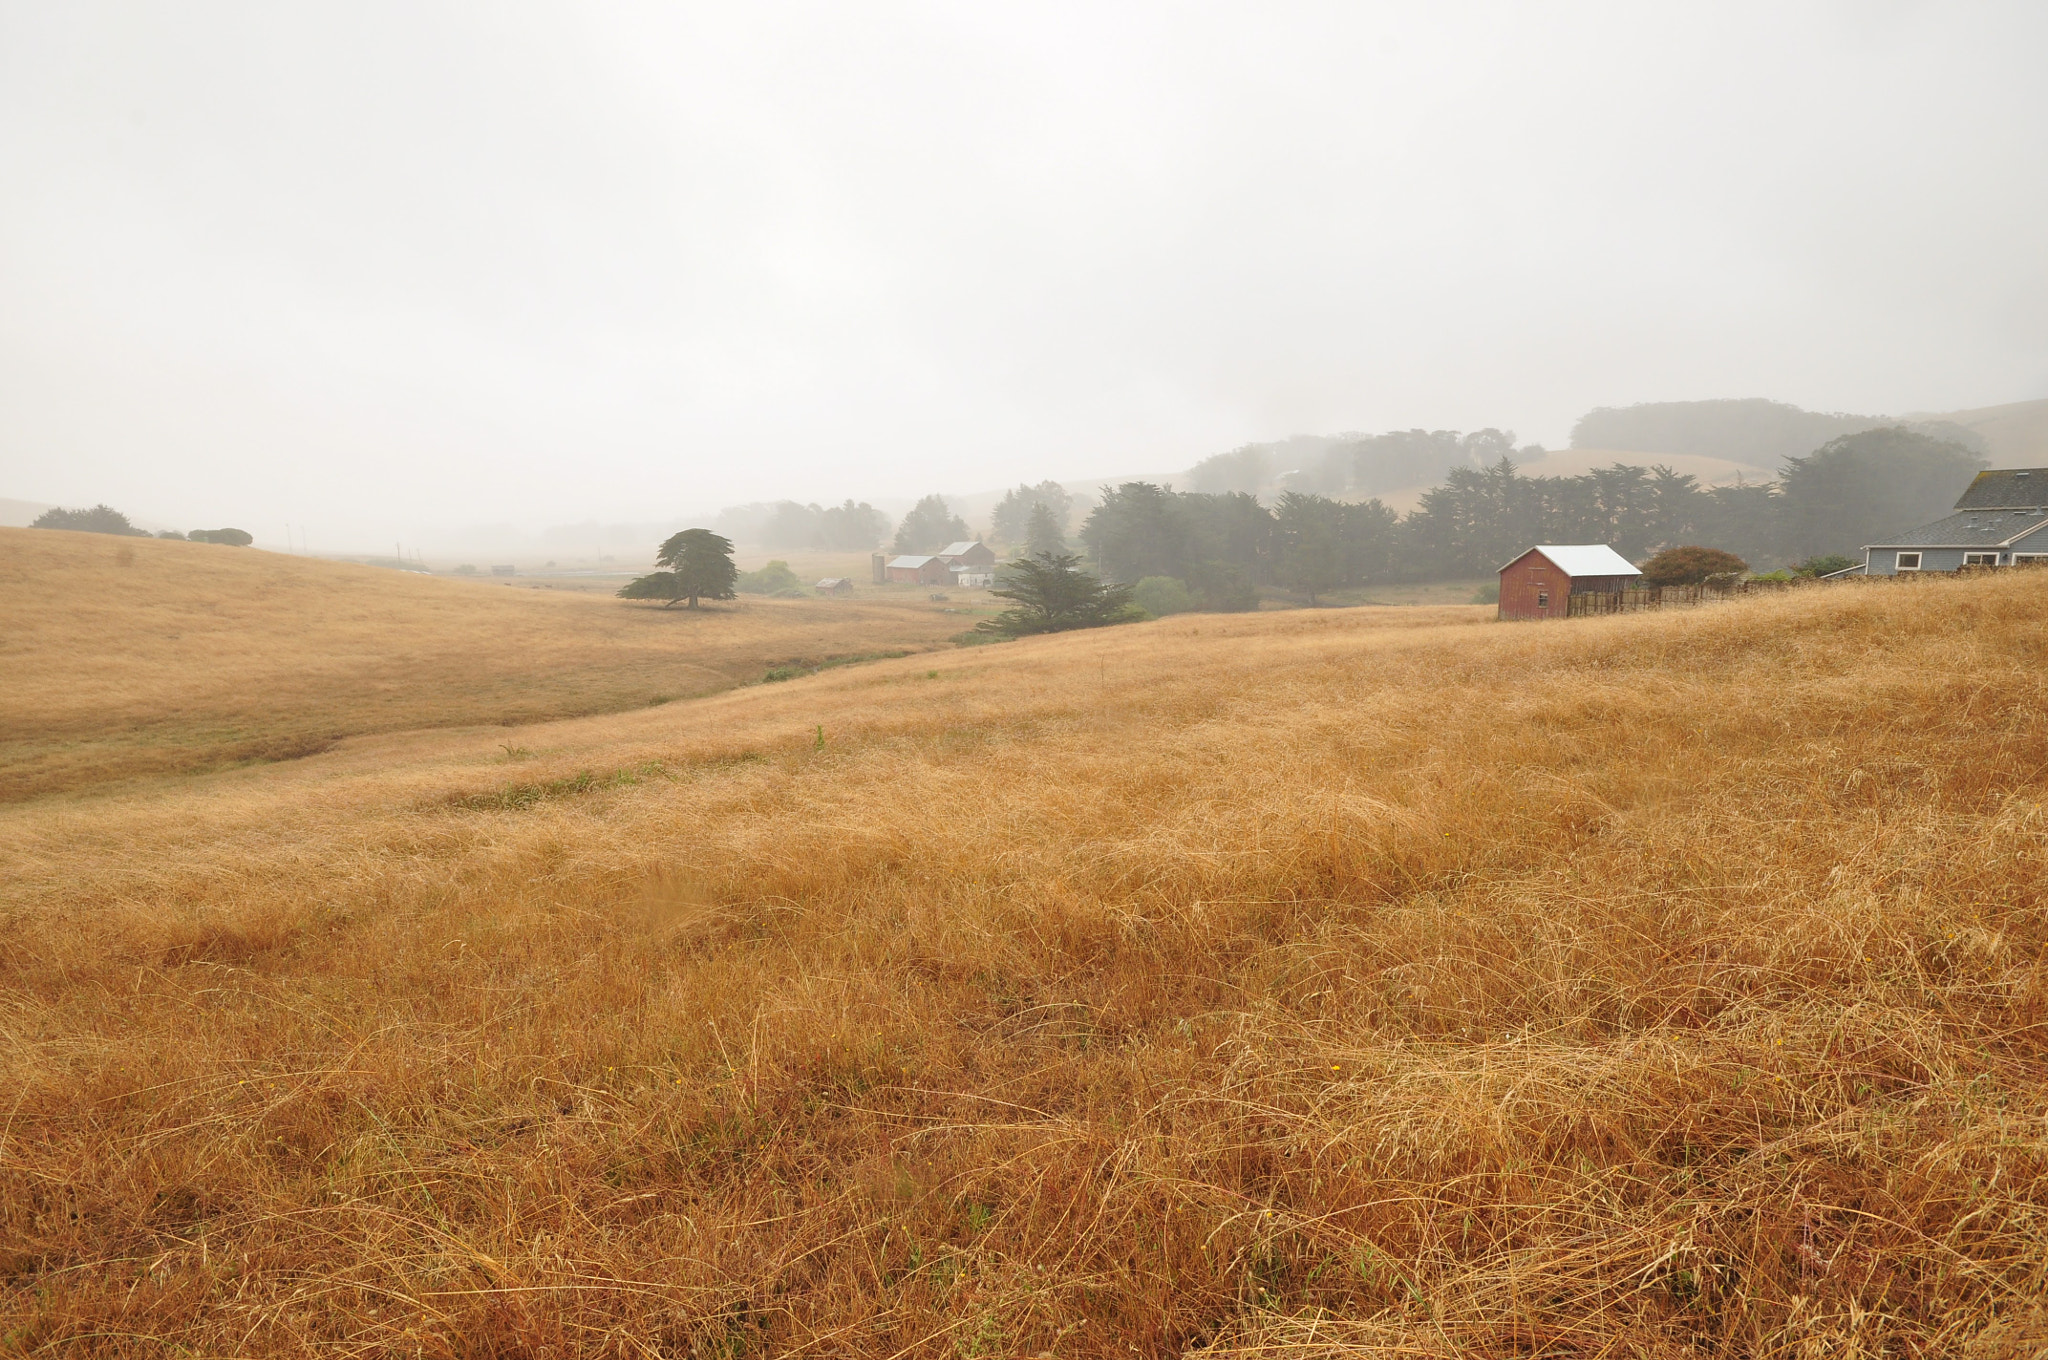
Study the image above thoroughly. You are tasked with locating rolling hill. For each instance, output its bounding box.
[0,528,969,800]
[4,539,2046,1355]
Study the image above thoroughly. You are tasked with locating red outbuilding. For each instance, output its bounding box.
[1496,544,1641,621]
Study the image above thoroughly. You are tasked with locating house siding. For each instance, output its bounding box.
[1868,524,2048,573]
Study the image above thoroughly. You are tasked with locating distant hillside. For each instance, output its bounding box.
[1569,398,1991,467]
[1903,396,2048,467]
[0,497,56,528]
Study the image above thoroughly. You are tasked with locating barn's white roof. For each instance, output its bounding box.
[888,555,940,568]
[1502,544,1642,577]
[937,541,984,557]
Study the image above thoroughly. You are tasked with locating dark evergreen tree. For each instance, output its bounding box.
[1273,492,1349,604]
[976,553,1138,636]
[619,528,737,608]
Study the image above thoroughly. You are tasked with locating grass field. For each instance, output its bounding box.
[3,537,2046,1357]
[0,529,974,801]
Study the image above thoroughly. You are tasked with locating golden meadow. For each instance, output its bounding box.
[2,527,2044,1357]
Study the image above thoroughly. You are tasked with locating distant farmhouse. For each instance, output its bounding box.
[881,540,994,587]
[1496,545,1641,621]
[937,540,996,588]
[1851,469,2048,575]
[815,577,855,595]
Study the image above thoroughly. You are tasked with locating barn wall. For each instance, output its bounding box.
[1498,553,1566,621]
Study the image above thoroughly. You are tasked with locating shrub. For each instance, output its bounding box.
[1795,553,1857,578]
[189,528,253,546]
[1640,545,1749,587]
[736,560,804,594]
[1471,581,1500,604]
[30,505,148,536]
[1133,576,1195,617]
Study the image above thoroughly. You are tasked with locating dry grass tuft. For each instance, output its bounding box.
[2,558,2046,1357]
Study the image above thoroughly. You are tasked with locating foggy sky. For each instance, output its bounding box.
[3,1,2045,549]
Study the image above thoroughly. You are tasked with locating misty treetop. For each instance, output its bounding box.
[990,481,1073,546]
[1023,501,1066,556]
[892,495,970,555]
[1186,429,1546,499]
[713,499,890,552]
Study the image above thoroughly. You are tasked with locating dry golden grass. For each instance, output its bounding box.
[3,555,2047,1357]
[0,529,968,801]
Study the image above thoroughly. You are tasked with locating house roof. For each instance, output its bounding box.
[887,555,940,568]
[1865,509,2048,549]
[1953,468,2048,510]
[1500,544,1641,577]
[814,578,850,587]
[937,541,985,557]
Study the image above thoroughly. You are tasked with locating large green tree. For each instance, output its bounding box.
[619,528,737,608]
[1777,427,1985,559]
[1273,491,1348,605]
[976,552,1138,636]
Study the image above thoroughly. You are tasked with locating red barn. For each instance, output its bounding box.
[1496,545,1641,621]
[885,554,954,585]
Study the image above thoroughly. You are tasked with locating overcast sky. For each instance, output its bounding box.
[3,1,2045,548]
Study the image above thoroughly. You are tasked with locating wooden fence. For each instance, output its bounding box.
[1565,564,2032,617]
[1565,578,1799,617]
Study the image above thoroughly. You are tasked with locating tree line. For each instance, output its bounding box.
[1079,426,1984,601]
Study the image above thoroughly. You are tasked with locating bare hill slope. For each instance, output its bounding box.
[1913,395,2048,466]
[0,527,964,800]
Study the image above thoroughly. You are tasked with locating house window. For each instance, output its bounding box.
[2014,554,2048,565]
[1963,552,1999,566]
[1536,590,1549,607]
[1896,552,1922,571]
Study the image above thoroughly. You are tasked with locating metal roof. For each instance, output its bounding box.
[1500,544,1642,577]
[937,541,984,556]
[1953,469,2048,510]
[887,555,940,567]
[1866,510,2048,549]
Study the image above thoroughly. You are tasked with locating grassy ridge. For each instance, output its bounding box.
[1,561,2046,1356]
[0,528,963,800]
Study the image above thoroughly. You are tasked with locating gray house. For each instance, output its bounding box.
[1856,468,2048,575]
